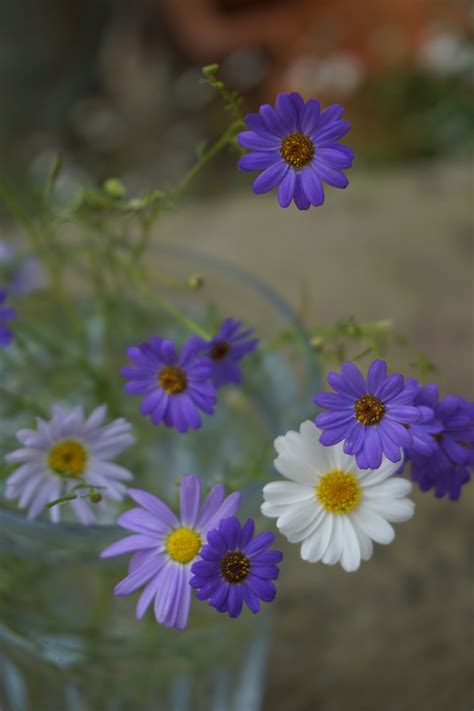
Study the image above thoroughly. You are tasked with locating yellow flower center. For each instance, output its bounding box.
[220,551,251,583]
[355,395,385,425]
[280,131,315,169]
[210,341,231,361]
[166,527,202,564]
[48,440,88,477]
[158,365,188,395]
[316,469,361,514]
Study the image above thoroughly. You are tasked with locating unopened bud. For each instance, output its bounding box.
[202,64,219,77]
[103,178,125,200]
[187,273,204,289]
[90,491,102,504]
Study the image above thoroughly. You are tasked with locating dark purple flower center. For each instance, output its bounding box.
[280,131,315,169]
[355,395,385,425]
[220,551,251,583]
[434,433,444,443]
[210,341,231,361]
[158,365,188,395]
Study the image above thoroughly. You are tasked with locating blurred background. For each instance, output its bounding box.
[0,0,473,709]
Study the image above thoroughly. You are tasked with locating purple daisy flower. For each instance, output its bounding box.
[0,288,16,348]
[203,318,259,388]
[190,516,282,618]
[406,385,473,500]
[121,335,217,432]
[313,359,423,470]
[237,92,353,210]
[101,475,241,630]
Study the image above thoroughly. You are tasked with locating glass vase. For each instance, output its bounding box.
[0,244,319,711]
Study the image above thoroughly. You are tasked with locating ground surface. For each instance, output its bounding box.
[158,159,473,711]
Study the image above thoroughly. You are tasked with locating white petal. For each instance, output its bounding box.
[276,498,319,533]
[358,457,402,485]
[321,515,344,565]
[349,519,374,561]
[260,501,288,518]
[300,515,333,563]
[326,440,358,473]
[274,454,317,485]
[340,517,361,572]
[367,497,415,523]
[363,477,412,498]
[262,480,314,505]
[351,505,395,544]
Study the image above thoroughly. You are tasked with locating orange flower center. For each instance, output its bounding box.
[280,131,315,169]
[158,365,188,395]
[355,395,385,425]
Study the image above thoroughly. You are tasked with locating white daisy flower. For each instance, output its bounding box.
[5,404,135,524]
[261,420,415,572]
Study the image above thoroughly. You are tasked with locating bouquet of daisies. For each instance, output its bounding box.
[0,67,472,637]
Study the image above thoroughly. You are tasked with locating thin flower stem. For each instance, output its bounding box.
[168,120,244,207]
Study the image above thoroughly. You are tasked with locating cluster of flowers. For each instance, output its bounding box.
[1,92,472,632]
[121,318,258,432]
[314,359,474,501]
[4,315,472,630]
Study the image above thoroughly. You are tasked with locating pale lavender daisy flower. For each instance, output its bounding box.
[121,335,217,432]
[238,92,353,210]
[100,475,241,631]
[5,405,135,524]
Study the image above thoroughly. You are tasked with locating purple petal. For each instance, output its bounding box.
[319,425,348,446]
[386,405,421,423]
[247,575,276,602]
[127,489,179,529]
[376,374,404,402]
[117,507,172,536]
[259,103,287,135]
[275,93,298,131]
[293,172,311,210]
[243,584,260,614]
[313,392,353,410]
[367,360,388,395]
[245,531,275,557]
[101,534,158,559]
[277,169,296,208]
[228,585,244,618]
[209,581,230,611]
[313,160,349,189]
[238,131,280,151]
[196,482,225,530]
[114,555,164,596]
[363,427,383,469]
[301,99,321,134]
[238,151,280,171]
[301,167,325,206]
[312,120,351,143]
[220,516,241,549]
[239,518,255,549]
[201,491,241,534]
[252,161,289,194]
[179,474,201,528]
[341,362,366,396]
[316,147,353,169]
